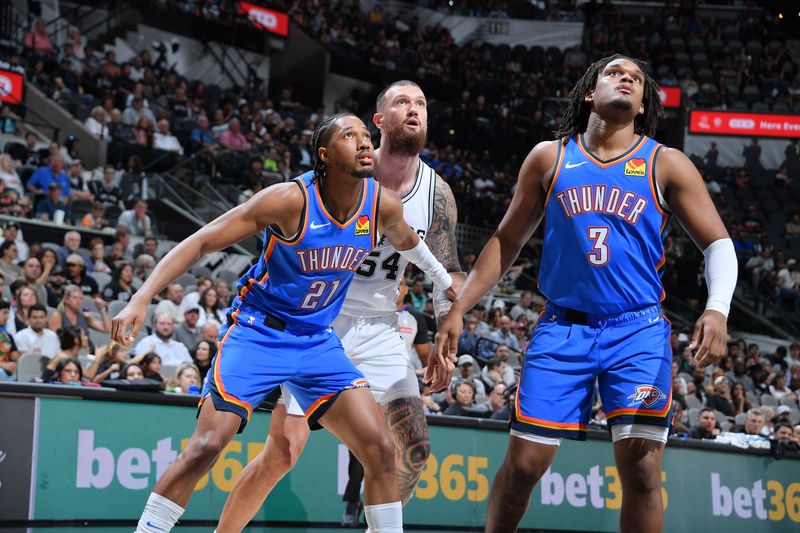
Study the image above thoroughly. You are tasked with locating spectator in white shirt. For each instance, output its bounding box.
[134,313,192,366]
[153,119,184,156]
[14,304,59,357]
[118,198,153,236]
[776,259,800,311]
[85,106,110,141]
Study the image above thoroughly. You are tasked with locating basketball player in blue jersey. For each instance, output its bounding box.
[436,55,737,532]
[215,81,462,532]
[112,113,457,533]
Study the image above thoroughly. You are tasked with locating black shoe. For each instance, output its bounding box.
[341,500,363,527]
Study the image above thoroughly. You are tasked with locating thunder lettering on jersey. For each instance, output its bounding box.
[538,134,669,315]
[235,171,380,332]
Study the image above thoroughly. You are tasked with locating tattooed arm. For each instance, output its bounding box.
[428,174,463,324]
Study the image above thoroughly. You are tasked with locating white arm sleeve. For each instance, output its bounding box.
[703,238,737,318]
[397,240,452,289]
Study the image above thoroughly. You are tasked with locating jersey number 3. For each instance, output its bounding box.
[587,226,609,266]
[300,279,342,310]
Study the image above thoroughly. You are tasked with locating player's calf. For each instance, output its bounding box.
[382,397,430,503]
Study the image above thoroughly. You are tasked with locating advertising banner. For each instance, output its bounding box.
[30,397,800,531]
[0,397,35,519]
[689,110,800,138]
[659,86,681,108]
[0,68,24,105]
[239,2,289,37]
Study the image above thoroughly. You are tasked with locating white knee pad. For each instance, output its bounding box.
[510,429,562,447]
[610,424,669,444]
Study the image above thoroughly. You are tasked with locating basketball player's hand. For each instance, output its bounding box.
[111,300,147,348]
[690,310,728,369]
[427,311,463,391]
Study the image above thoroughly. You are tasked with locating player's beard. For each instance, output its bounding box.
[610,97,633,111]
[385,120,426,157]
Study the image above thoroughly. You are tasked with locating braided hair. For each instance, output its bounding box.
[555,54,664,143]
[311,112,358,180]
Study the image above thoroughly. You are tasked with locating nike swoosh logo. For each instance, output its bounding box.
[565,161,587,169]
[146,521,165,531]
[648,317,660,323]
[310,221,331,229]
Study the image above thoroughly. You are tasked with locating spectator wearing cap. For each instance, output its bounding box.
[64,254,98,297]
[66,160,93,202]
[774,405,795,426]
[776,259,800,311]
[219,118,249,152]
[134,313,192,367]
[35,183,71,222]
[118,198,153,237]
[509,291,537,323]
[153,119,184,156]
[14,303,59,358]
[27,154,71,197]
[154,283,185,324]
[2,221,29,261]
[451,354,486,402]
[45,263,67,308]
[0,240,21,280]
[689,407,720,440]
[173,304,201,349]
[706,375,735,421]
[101,261,135,302]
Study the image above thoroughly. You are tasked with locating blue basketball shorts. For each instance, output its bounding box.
[200,305,368,433]
[512,302,673,441]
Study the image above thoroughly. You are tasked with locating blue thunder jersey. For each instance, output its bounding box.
[538,134,669,315]
[234,171,381,332]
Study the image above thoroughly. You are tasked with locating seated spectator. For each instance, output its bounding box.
[735,408,768,437]
[132,116,153,147]
[190,114,219,153]
[15,304,59,357]
[21,256,48,305]
[775,259,800,311]
[443,380,478,416]
[57,230,91,267]
[420,382,442,415]
[481,355,516,389]
[689,407,720,440]
[89,344,131,383]
[85,106,110,141]
[10,284,39,335]
[122,95,156,127]
[182,276,212,309]
[27,154,71,197]
[219,118,249,152]
[101,261,135,302]
[134,313,192,366]
[64,254,99,296]
[40,326,83,382]
[23,19,55,57]
[0,105,18,135]
[1,222,28,263]
[706,376,735,421]
[0,240,21,280]
[87,238,112,273]
[139,352,165,384]
[487,315,520,356]
[154,283,185,323]
[770,373,798,402]
[174,305,200,348]
[197,287,225,328]
[90,166,124,210]
[65,160,93,202]
[50,358,83,385]
[0,154,24,195]
[48,284,110,335]
[727,358,756,395]
[35,183,71,222]
[774,405,795,427]
[786,213,800,239]
[44,262,66,308]
[406,279,427,312]
[451,354,486,402]
[109,108,136,145]
[509,291,537,322]
[0,301,19,380]
[118,362,145,381]
[774,422,794,441]
[134,253,155,280]
[198,322,219,345]
[153,119,184,155]
[191,339,214,381]
[476,382,507,418]
[118,198,153,236]
[166,362,201,394]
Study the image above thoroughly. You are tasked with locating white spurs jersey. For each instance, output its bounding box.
[339,159,437,318]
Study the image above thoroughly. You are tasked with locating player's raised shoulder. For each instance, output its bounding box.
[519,139,561,186]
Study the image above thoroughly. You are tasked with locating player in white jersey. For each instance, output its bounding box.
[215,81,461,532]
